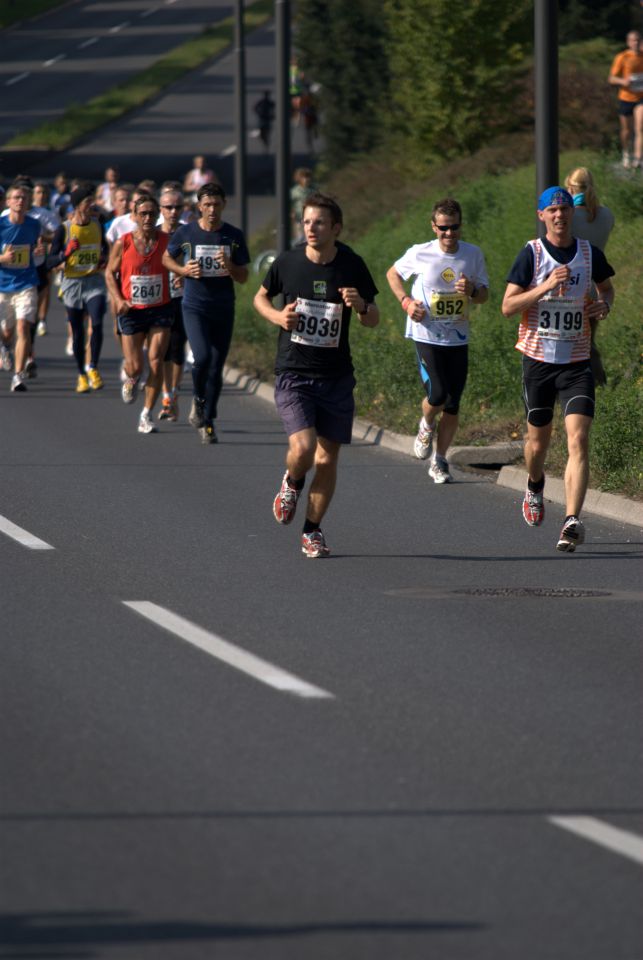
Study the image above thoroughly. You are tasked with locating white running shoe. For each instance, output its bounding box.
[121,376,139,404]
[1,345,14,371]
[137,410,157,434]
[413,418,434,460]
[11,373,27,392]
[428,456,453,484]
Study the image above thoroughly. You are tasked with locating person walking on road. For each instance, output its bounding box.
[47,183,109,394]
[608,30,643,169]
[253,193,379,558]
[105,194,172,434]
[163,183,250,444]
[501,186,615,553]
[386,198,489,483]
[253,91,276,150]
[0,182,44,392]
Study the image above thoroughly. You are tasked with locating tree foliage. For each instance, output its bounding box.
[383,0,531,159]
[294,0,390,166]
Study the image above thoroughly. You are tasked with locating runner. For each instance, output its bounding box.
[501,186,615,553]
[105,194,172,433]
[48,183,108,394]
[0,183,43,392]
[386,197,489,483]
[253,192,379,558]
[157,186,186,421]
[163,183,250,444]
[608,30,643,169]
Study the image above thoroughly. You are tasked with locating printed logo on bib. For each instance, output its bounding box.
[313,280,327,298]
[537,296,584,340]
[429,289,469,322]
[440,267,456,284]
[291,297,342,348]
[130,273,163,306]
[195,244,230,277]
[4,244,30,268]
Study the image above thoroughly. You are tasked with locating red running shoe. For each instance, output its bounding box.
[301,529,330,558]
[522,484,545,526]
[273,472,301,525]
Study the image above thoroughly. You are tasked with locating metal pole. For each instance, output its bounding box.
[534,0,559,234]
[276,0,291,253]
[234,0,247,236]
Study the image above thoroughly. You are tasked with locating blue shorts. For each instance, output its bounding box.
[118,303,173,336]
[274,372,356,444]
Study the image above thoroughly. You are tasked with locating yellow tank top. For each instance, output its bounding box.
[64,219,103,278]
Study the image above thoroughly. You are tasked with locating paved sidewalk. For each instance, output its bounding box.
[224,364,643,529]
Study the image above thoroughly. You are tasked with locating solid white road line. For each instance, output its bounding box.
[123,601,334,700]
[0,515,54,550]
[549,816,643,866]
[6,72,30,86]
[43,54,66,66]
[78,36,99,49]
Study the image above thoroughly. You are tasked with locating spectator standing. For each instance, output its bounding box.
[608,30,643,168]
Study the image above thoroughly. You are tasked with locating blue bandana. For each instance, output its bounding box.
[538,186,573,210]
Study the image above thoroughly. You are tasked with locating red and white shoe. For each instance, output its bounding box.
[273,472,301,525]
[301,529,330,558]
[522,484,545,526]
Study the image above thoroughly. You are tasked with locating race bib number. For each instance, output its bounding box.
[429,289,468,322]
[629,72,643,93]
[537,297,584,340]
[4,244,30,268]
[291,297,342,348]
[70,244,100,272]
[130,273,163,306]
[195,244,230,277]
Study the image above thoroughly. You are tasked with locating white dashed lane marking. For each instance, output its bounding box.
[123,601,334,700]
[0,515,54,550]
[550,816,643,866]
[6,72,30,86]
[78,37,99,49]
[43,53,66,66]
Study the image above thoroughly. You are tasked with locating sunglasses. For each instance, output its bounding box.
[161,204,182,210]
[434,222,461,232]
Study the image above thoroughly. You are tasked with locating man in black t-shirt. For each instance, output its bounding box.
[253,193,379,558]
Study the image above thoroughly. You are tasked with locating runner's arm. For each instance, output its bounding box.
[385,264,426,321]
[501,265,573,317]
[253,285,299,331]
[104,239,129,313]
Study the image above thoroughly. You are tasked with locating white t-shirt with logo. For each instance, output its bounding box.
[393,239,488,346]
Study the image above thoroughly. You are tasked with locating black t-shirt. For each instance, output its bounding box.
[506,237,614,287]
[262,243,378,379]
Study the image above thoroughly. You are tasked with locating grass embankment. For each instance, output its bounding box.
[232,150,642,498]
[2,0,273,150]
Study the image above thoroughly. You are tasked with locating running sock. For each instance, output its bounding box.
[422,417,434,432]
[287,474,305,491]
[303,519,320,535]
[564,514,579,524]
[528,475,545,494]
[142,406,151,417]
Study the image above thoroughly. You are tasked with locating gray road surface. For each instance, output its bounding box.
[0,296,641,959]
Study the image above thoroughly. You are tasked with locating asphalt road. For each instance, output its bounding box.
[0,0,233,145]
[0,296,641,959]
[2,13,312,237]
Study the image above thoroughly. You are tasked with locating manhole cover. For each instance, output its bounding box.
[452,587,612,599]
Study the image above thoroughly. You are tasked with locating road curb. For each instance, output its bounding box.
[223,365,642,530]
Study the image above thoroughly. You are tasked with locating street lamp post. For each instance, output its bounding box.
[234,0,247,236]
[276,0,291,253]
[534,0,559,234]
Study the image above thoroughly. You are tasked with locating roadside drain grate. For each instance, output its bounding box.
[452,587,612,599]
